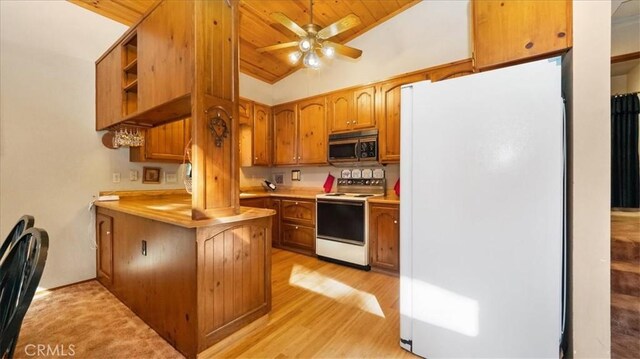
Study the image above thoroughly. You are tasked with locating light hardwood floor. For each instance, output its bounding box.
[16,249,415,358]
[201,249,415,358]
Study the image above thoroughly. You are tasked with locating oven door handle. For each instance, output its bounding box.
[317,200,364,206]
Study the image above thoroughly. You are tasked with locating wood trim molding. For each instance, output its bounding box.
[611,51,640,64]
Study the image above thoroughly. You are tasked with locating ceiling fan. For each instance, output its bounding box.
[256,0,363,69]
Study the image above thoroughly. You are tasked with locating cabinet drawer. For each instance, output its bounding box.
[280,199,315,225]
[240,197,268,208]
[281,223,315,256]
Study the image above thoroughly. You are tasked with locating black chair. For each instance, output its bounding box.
[0,228,49,358]
[0,215,34,264]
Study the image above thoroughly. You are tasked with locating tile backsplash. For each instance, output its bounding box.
[240,164,399,192]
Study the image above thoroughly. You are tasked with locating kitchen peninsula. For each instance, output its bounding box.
[94,191,274,358]
[92,0,276,357]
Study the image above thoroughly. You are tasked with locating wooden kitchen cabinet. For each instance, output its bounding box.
[429,59,475,82]
[269,199,281,248]
[328,90,353,133]
[281,223,315,255]
[273,103,298,166]
[240,197,268,209]
[96,213,114,286]
[377,73,427,163]
[253,103,271,166]
[297,97,327,165]
[352,86,376,129]
[239,98,253,126]
[136,0,193,114]
[280,199,315,227]
[328,86,376,134]
[369,203,400,274]
[472,0,572,70]
[130,118,191,163]
[240,197,282,249]
[96,46,122,130]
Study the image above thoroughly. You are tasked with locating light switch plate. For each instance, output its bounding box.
[129,170,138,181]
[165,173,177,183]
[112,172,121,183]
[291,170,301,181]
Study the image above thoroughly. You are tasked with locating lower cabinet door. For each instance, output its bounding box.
[369,204,400,274]
[96,213,114,286]
[280,223,315,256]
[269,199,281,248]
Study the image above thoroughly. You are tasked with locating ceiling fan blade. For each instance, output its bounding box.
[256,41,299,53]
[271,12,308,38]
[325,41,362,59]
[317,14,361,40]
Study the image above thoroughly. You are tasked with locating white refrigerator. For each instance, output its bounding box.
[399,58,565,358]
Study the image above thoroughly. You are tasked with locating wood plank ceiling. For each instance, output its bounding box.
[68,0,419,83]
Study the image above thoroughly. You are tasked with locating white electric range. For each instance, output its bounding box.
[316,176,386,270]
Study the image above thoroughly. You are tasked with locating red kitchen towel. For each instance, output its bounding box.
[323,173,335,193]
[394,178,400,196]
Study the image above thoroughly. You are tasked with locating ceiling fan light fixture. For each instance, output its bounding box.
[321,44,335,58]
[303,51,321,69]
[299,37,313,52]
[289,51,302,64]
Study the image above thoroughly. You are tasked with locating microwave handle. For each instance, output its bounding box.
[354,142,359,159]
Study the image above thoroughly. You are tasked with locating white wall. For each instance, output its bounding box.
[240,73,274,105]
[611,74,628,94]
[628,62,640,91]
[270,0,471,103]
[565,1,611,356]
[0,1,183,289]
[611,15,640,56]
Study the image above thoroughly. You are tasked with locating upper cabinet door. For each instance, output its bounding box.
[145,119,189,161]
[328,90,353,134]
[239,98,253,126]
[273,104,298,165]
[253,103,271,166]
[377,73,427,164]
[96,46,122,130]
[137,0,193,113]
[297,97,327,165]
[473,0,572,70]
[352,86,376,130]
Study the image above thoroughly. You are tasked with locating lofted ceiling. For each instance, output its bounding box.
[68,0,419,83]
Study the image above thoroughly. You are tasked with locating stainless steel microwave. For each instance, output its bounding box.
[328,129,378,164]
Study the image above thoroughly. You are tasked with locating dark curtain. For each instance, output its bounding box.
[611,93,640,208]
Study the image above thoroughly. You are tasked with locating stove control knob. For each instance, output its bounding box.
[348,180,352,185]
[365,180,370,185]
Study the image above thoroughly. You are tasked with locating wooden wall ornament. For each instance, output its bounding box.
[206,106,231,147]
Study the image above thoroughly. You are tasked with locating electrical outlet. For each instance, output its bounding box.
[112,172,121,183]
[291,170,301,181]
[129,170,138,181]
[273,173,284,184]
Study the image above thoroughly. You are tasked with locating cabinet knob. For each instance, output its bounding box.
[347,121,351,125]
[295,202,299,205]
[293,157,296,160]
[298,156,301,160]
[353,121,357,124]
[394,220,398,224]
[295,226,299,229]
[106,231,111,235]
[255,157,258,160]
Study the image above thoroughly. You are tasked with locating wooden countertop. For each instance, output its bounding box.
[368,195,400,205]
[240,187,400,204]
[240,187,324,200]
[95,194,274,229]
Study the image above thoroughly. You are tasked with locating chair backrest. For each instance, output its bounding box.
[0,227,48,358]
[0,215,35,263]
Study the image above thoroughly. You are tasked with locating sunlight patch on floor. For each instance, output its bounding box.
[288,264,385,318]
[401,276,479,337]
